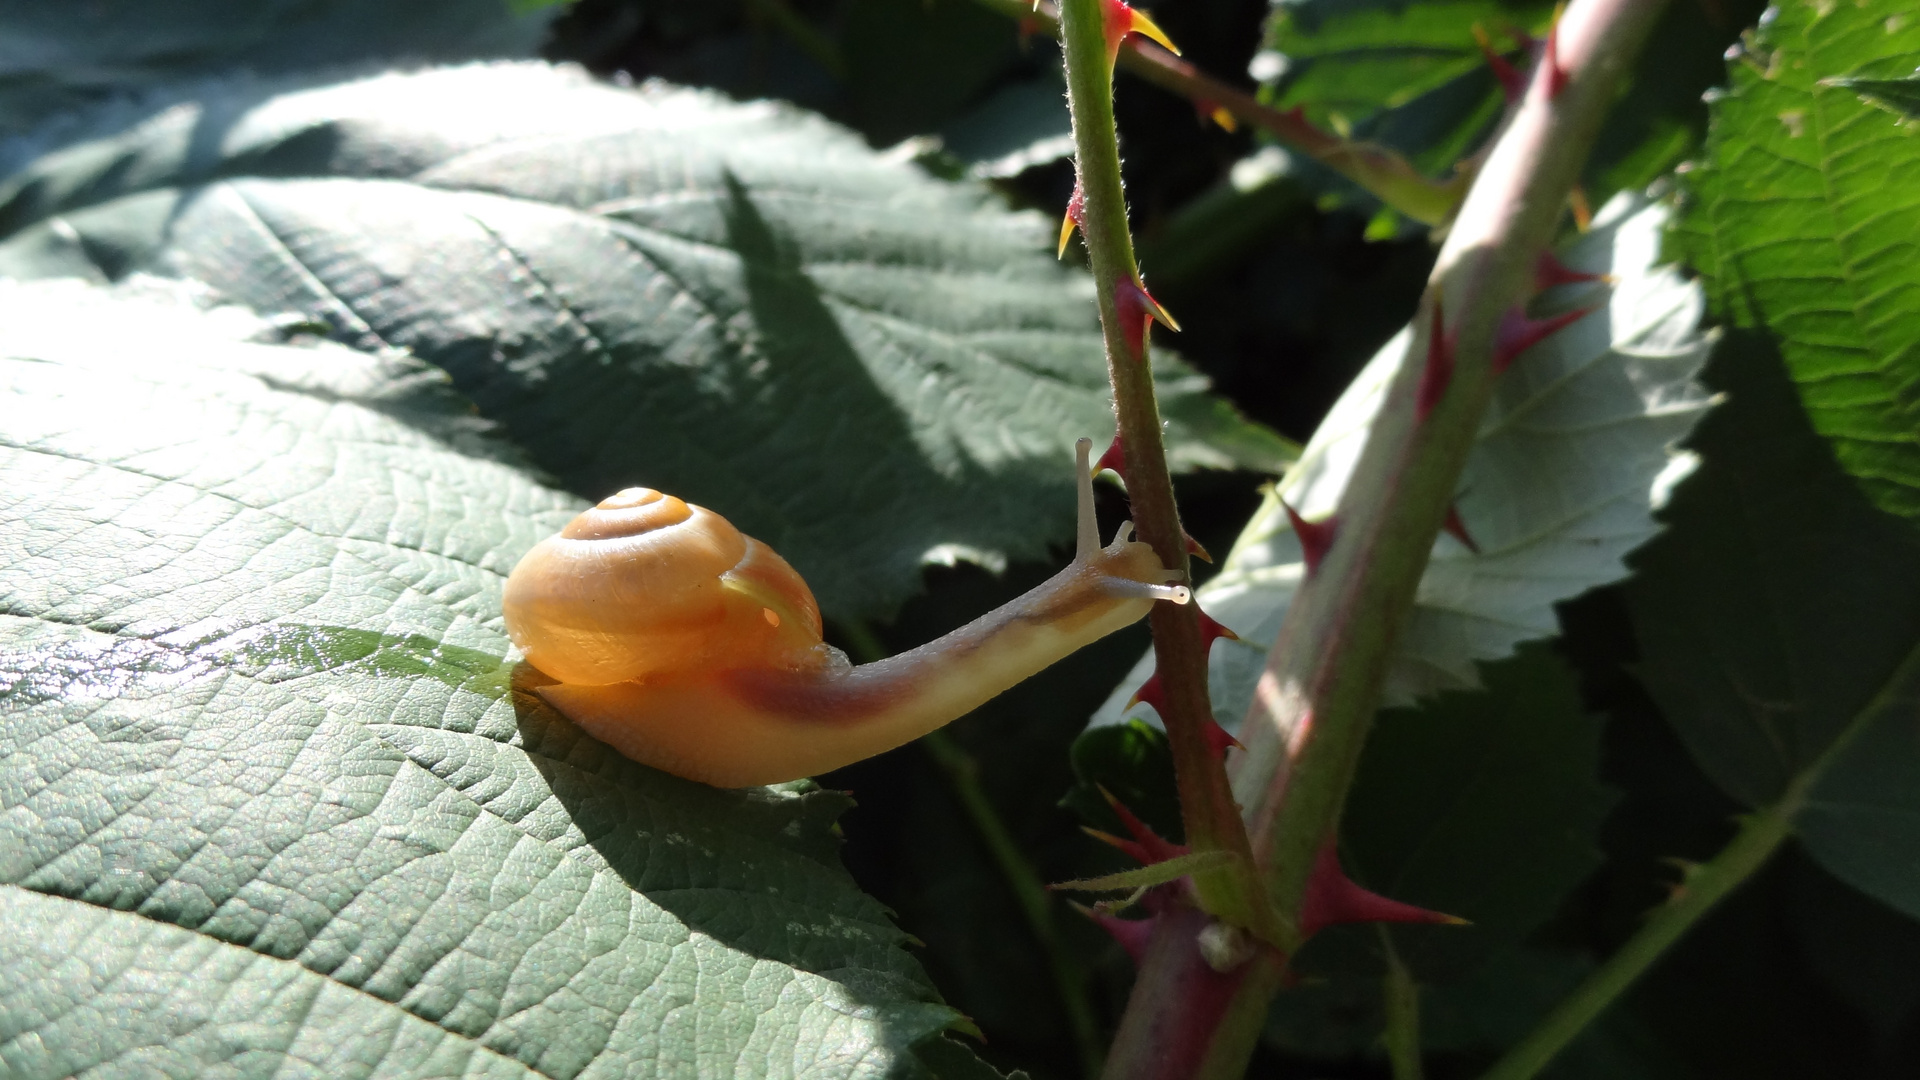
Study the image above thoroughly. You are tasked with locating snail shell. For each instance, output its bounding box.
[503,487,840,686]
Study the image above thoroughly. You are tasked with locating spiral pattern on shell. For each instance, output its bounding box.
[503,487,825,686]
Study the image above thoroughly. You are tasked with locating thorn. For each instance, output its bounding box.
[1193,98,1237,132]
[1184,532,1212,563]
[1074,903,1155,964]
[1113,276,1179,358]
[1568,184,1592,232]
[1103,0,1180,63]
[1281,499,1338,574]
[1543,13,1570,99]
[1473,24,1526,102]
[1058,181,1084,260]
[1534,250,1610,290]
[1415,302,1454,421]
[1125,670,1165,715]
[1493,304,1595,373]
[1442,504,1481,554]
[1299,842,1469,940]
[1095,785,1187,864]
[1195,606,1238,646]
[1202,719,1243,756]
[1095,432,1127,481]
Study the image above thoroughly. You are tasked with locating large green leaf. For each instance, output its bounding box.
[1092,194,1712,729]
[1627,330,1920,920]
[1260,0,1551,181]
[0,278,991,1078]
[0,0,552,151]
[0,62,1289,621]
[1674,0,1920,524]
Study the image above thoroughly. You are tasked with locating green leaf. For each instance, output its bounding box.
[0,62,1291,620]
[1061,720,1184,844]
[1674,0,1920,524]
[0,279,992,1078]
[1826,74,1920,119]
[1092,195,1712,729]
[1262,0,1552,179]
[1627,329,1920,920]
[0,1,552,149]
[1258,0,1761,208]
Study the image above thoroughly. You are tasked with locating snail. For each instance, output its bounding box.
[503,438,1190,787]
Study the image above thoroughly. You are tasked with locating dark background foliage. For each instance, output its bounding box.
[539,3,1920,1078]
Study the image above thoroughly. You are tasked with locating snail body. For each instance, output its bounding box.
[504,439,1188,787]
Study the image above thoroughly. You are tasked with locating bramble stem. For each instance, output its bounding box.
[965,0,1461,225]
[1232,0,1671,941]
[1056,0,1270,940]
[1477,806,1789,1080]
[1086,0,1666,1073]
[1477,642,1920,1080]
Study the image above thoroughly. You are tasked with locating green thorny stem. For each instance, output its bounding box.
[1077,0,1673,1077]
[1057,0,1277,947]
[969,0,1462,226]
[1477,642,1920,1080]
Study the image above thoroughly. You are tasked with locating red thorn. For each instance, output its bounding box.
[1125,670,1165,715]
[1281,499,1338,574]
[1493,304,1595,373]
[1415,302,1454,421]
[1300,842,1468,940]
[1185,532,1212,563]
[1473,24,1526,102]
[1077,905,1155,964]
[1568,184,1592,232]
[1102,0,1181,63]
[1195,606,1238,647]
[1095,786,1187,864]
[1201,719,1243,756]
[1543,19,1569,98]
[1534,250,1608,290]
[1113,276,1179,358]
[1095,432,1127,480]
[1193,97,1237,132]
[1442,504,1481,554]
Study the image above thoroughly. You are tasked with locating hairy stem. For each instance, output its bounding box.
[967,0,1461,225]
[1056,0,1270,939]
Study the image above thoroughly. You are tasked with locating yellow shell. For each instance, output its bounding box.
[502,487,827,686]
